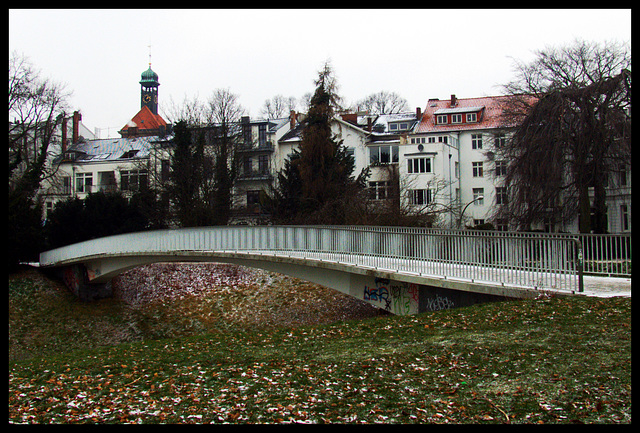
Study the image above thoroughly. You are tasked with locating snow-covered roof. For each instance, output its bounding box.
[57,135,167,163]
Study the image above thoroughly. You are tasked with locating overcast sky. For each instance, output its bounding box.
[9,9,631,138]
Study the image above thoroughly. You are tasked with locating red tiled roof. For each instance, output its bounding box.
[120,105,167,132]
[414,95,523,134]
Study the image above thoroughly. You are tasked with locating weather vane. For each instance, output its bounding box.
[148,44,152,67]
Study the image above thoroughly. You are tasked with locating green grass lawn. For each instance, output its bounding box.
[8,269,631,424]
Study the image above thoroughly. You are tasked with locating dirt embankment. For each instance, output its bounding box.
[111,262,387,328]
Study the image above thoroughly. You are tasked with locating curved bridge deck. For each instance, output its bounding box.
[39,226,628,313]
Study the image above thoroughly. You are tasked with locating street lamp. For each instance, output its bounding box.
[458,196,483,229]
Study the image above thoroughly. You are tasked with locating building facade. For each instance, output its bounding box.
[39,63,630,234]
[39,64,170,222]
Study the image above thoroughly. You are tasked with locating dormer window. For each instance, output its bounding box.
[120,149,139,159]
[389,122,410,131]
[435,106,484,126]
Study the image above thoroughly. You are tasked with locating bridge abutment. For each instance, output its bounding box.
[57,264,113,302]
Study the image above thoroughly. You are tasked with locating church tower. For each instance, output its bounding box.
[140,63,159,115]
[119,58,167,138]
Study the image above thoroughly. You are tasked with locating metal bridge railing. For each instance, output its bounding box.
[40,225,592,293]
[575,233,632,277]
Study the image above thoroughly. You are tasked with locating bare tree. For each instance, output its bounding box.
[362,165,451,227]
[161,88,245,226]
[9,52,71,265]
[206,88,245,225]
[163,93,209,126]
[261,94,297,119]
[496,40,631,233]
[9,52,71,197]
[355,91,409,114]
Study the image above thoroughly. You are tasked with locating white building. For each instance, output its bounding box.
[39,64,170,222]
[410,94,514,229]
[39,61,630,234]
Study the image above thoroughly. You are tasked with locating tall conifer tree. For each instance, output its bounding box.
[270,62,363,224]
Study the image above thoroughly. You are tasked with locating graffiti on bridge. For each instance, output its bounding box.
[423,293,455,312]
[363,277,419,315]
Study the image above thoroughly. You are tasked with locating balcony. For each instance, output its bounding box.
[237,170,273,182]
[236,141,274,153]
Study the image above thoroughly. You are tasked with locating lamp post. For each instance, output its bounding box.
[458,196,483,229]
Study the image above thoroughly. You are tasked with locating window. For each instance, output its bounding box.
[62,176,72,194]
[473,188,484,205]
[454,162,459,178]
[258,155,269,174]
[466,113,477,123]
[45,201,54,219]
[369,145,398,165]
[120,149,139,159]
[619,164,628,187]
[409,189,432,205]
[75,172,93,193]
[246,190,262,214]
[345,147,355,159]
[472,161,483,177]
[495,160,507,176]
[438,136,449,144]
[389,122,408,131]
[243,157,252,175]
[407,157,432,174]
[428,137,436,143]
[121,169,148,192]
[473,219,485,226]
[242,123,252,145]
[494,133,506,148]
[436,115,447,124]
[258,124,267,145]
[451,114,462,124]
[471,134,483,149]
[495,219,508,232]
[98,171,117,192]
[161,159,170,182]
[368,181,391,200]
[495,186,508,205]
[621,204,629,231]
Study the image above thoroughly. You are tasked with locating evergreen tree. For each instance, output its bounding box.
[167,121,215,227]
[266,148,303,223]
[44,191,149,250]
[270,62,365,224]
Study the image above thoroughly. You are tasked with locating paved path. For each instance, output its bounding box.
[581,275,631,298]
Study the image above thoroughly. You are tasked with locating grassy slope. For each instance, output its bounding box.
[8,267,631,424]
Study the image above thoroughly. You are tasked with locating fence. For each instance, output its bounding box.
[576,233,632,277]
[40,225,591,293]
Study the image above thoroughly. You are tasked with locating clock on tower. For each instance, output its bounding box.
[140,64,160,115]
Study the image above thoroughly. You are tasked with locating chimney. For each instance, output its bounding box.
[367,117,372,132]
[450,94,457,107]
[340,113,357,125]
[290,110,297,129]
[61,116,68,152]
[72,111,81,143]
[416,107,422,119]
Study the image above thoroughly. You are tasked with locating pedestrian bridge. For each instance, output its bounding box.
[40,225,587,314]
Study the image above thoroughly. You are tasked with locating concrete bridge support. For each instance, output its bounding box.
[56,263,113,302]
